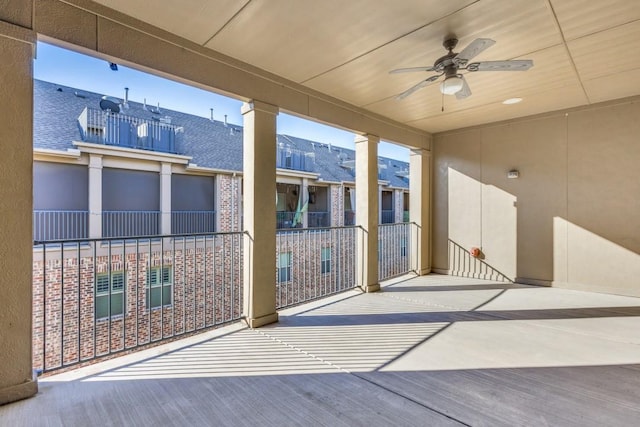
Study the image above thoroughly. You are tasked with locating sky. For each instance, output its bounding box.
[34,42,409,161]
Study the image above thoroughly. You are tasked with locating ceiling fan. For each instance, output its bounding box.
[390,38,533,100]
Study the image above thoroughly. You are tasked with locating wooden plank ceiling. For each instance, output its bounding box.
[94,0,640,133]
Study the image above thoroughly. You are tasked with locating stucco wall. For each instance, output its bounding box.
[0,31,37,402]
[433,98,640,296]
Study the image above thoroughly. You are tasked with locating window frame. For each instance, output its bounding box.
[321,247,331,274]
[277,252,292,283]
[95,271,125,320]
[147,266,173,310]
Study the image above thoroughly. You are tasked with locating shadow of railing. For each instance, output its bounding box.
[448,239,512,283]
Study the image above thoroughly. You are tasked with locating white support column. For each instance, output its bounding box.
[160,162,172,235]
[88,154,103,239]
[0,19,38,404]
[395,189,403,223]
[301,177,309,228]
[355,134,380,292]
[242,100,279,327]
[378,184,383,224]
[410,148,431,275]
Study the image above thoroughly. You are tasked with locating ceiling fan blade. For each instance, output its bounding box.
[467,60,534,72]
[455,76,472,100]
[389,66,435,74]
[454,38,496,66]
[396,74,441,100]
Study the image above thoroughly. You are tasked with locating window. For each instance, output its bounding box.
[96,271,125,319]
[147,266,172,309]
[321,247,331,274]
[277,252,292,283]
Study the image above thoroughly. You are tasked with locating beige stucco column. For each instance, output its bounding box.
[242,100,279,327]
[159,162,171,234]
[355,134,380,292]
[0,19,38,404]
[410,148,431,275]
[88,154,103,238]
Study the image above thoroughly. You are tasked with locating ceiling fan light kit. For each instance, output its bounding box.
[440,75,464,95]
[391,37,534,101]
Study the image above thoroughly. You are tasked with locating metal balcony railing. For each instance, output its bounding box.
[378,222,413,281]
[171,211,216,234]
[276,146,315,172]
[344,210,355,226]
[308,211,330,228]
[381,210,395,224]
[78,107,184,154]
[276,211,297,229]
[448,239,513,283]
[32,231,244,373]
[33,210,89,241]
[276,226,359,309]
[102,211,160,238]
[31,220,415,373]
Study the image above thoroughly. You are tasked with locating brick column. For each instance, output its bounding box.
[0,18,38,404]
[355,134,380,292]
[410,148,431,275]
[242,100,278,327]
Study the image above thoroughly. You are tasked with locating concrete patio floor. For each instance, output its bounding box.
[2,274,640,426]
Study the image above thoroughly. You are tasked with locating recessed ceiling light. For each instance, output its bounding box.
[503,97,523,105]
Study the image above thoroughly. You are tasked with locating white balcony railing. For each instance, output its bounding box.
[78,107,184,154]
[33,210,89,241]
[171,211,216,234]
[102,210,160,238]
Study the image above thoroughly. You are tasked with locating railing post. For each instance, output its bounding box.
[410,148,431,275]
[242,100,279,327]
[355,134,380,292]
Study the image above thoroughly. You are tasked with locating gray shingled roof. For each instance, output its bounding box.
[34,79,409,188]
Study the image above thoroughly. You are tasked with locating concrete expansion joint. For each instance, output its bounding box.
[376,291,462,311]
[249,328,352,374]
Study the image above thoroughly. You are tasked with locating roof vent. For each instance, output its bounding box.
[210,108,214,122]
[74,91,86,99]
[122,87,129,109]
[224,115,228,127]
